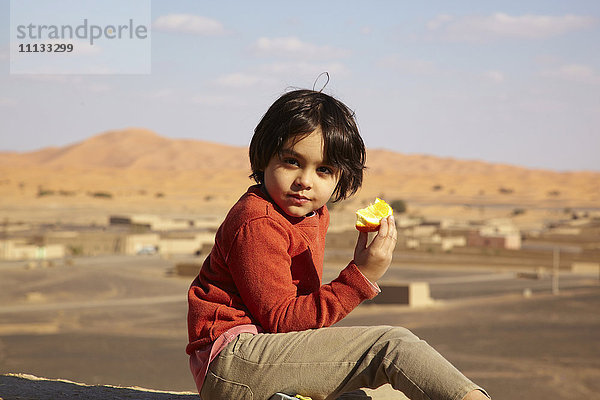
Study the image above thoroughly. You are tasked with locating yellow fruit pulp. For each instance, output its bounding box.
[355,198,393,232]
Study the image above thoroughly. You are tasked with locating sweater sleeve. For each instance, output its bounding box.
[225,217,378,333]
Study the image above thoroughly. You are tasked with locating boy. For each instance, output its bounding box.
[187,89,489,400]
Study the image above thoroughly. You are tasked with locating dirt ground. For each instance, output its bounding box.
[0,255,598,399]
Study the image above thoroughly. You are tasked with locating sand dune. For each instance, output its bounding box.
[0,128,598,220]
[0,128,249,171]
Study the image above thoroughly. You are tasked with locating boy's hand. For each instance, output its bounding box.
[353,215,397,283]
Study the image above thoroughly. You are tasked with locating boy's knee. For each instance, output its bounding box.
[373,326,433,359]
[381,326,421,343]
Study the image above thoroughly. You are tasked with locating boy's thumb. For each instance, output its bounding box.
[355,231,368,252]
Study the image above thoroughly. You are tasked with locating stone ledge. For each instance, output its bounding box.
[0,373,198,400]
[0,374,402,400]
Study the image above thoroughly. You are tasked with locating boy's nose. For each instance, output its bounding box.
[294,171,312,190]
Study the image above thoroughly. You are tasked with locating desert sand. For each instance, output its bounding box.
[1,128,598,228]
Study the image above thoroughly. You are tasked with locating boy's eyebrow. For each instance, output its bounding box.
[280,148,300,157]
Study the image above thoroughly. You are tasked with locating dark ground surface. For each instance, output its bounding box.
[339,288,600,399]
[1,255,599,399]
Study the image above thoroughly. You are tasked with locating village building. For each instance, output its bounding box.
[0,214,218,261]
[0,238,65,261]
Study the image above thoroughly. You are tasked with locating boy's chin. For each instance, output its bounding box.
[283,208,312,218]
[281,204,317,218]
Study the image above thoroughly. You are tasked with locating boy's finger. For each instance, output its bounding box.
[377,215,389,238]
[384,216,397,251]
[388,216,397,239]
[364,216,396,249]
[374,216,395,252]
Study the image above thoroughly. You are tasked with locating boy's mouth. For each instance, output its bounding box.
[288,193,310,205]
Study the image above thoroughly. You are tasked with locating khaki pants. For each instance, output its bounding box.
[200,325,487,400]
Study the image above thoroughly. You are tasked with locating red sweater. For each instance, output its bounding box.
[186,186,378,354]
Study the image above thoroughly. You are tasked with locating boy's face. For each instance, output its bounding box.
[263,128,339,218]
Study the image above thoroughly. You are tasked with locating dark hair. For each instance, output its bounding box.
[249,89,366,202]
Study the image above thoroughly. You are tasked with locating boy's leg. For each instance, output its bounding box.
[200,325,489,400]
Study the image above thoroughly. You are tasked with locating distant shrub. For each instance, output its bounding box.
[68,245,83,256]
[432,184,443,191]
[547,190,560,197]
[512,208,526,216]
[155,192,165,198]
[498,187,514,195]
[89,191,113,199]
[390,199,407,214]
[37,188,54,197]
[59,190,76,196]
[571,212,579,220]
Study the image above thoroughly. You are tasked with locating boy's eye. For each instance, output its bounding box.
[318,166,334,175]
[283,158,299,166]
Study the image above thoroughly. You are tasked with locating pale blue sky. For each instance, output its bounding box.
[1,0,599,171]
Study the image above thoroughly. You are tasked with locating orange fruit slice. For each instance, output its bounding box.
[355,198,393,232]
